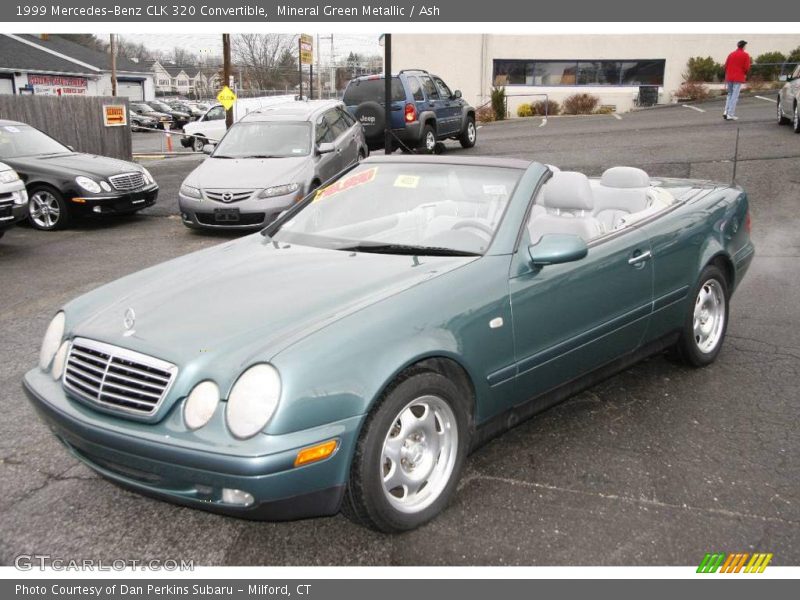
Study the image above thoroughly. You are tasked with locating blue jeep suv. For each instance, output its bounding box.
[343,69,477,153]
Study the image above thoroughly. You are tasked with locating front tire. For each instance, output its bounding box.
[28,186,70,231]
[343,369,470,532]
[777,99,791,125]
[674,265,729,367]
[793,104,800,134]
[459,117,477,148]
[192,135,207,153]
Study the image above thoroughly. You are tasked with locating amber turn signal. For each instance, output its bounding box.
[294,439,338,467]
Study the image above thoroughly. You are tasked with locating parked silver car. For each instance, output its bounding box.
[179,100,368,231]
[777,63,800,133]
[0,161,28,240]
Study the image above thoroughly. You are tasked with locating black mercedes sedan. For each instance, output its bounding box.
[0,120,159,231]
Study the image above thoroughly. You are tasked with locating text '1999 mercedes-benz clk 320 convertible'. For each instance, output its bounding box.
[24,156,754,531]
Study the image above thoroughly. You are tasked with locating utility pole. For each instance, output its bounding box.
[109,34,117,96]
[316,33,321,98]
[222,33,233,129]
[383,34,392,155]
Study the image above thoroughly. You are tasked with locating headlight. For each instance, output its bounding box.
[0,170,20,184]
[226,364,281,439]
[184,381,220,430]
[141,167,154,185]
[39,312,65,371]
[75,176,101,194]
[260,183,300,199]
[180,184,202,199]
[51,341,70,381]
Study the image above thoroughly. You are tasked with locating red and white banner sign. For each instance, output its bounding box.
[28,74,88,96]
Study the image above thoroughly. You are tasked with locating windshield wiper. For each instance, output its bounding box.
[211,154,235,159]
[338,243,480,257]
[245,154,289,159]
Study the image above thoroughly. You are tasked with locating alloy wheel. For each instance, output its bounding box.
[29,190,61,230]
[425,131,436,152]
[380,394,458,514]
[467,122,476,144]
[693,279,726,354]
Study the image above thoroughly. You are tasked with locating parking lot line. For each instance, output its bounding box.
[755,95,777,103]
[682,104,706,113]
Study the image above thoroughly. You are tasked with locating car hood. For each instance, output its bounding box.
[10,152,143,179]
[64,234,474,371]
[187,156,310,190]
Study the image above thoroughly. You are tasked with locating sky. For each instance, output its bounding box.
[118,33,382,64]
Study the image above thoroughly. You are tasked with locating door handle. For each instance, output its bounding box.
[628,250,652,265]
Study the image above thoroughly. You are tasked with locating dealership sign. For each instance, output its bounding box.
[28,74,88,96]
[103,104,127,127]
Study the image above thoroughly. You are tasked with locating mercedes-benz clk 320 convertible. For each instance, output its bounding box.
[24,156,754,532]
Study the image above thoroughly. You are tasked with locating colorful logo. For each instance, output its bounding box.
[697,552,773,573]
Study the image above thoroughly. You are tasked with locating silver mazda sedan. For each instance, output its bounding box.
[178,100,368,231]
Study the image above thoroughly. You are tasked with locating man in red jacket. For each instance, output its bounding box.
[724,40,751,120]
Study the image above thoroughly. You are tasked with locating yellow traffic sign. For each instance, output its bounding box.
[300,34,313,65]
[216,85,237,111]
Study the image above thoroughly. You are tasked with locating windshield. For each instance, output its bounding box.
[0,124,70,159]
[149,102,172,112]
[272,163,522,255]
[213,121,312,158]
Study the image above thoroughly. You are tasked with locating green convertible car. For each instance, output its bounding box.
[24,156,754,532]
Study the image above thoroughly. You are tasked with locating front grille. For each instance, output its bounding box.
[196,212,267,226]
[63,338,177,416]
[109,172,146,191]
[205,189,255,203]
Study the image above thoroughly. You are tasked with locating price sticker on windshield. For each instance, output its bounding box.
[314,167,377,202]
[393,175,420,189]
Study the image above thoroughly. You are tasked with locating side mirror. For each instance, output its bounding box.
[779,74,789,82]
[528,234,588,267]
[453,90,462,99]
[202,143,215,155]
[317,142,335,155]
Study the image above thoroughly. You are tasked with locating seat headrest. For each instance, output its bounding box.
[542,171,594,211]
[601,166,650,189]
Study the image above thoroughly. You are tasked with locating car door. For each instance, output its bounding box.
[508,222,653,409]
[419,75,448,136]
[314,113,342,182]
[338,107,363,162]
[433,76,462,135]
[328,107,359,166]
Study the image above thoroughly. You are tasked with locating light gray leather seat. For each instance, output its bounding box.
[593,166,651,230]
[528,171,603,243]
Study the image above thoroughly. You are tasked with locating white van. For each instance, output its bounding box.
[182,95,299,152]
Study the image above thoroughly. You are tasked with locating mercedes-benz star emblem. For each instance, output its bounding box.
[221,192,234,202]
[123,308,136,336]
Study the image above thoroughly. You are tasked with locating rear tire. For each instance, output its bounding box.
[192,136,206,153]
[342,369,470,532]
[459,117,477,148]
[418,125,437,154]
[673,264,729,367]
[793,104,800,133]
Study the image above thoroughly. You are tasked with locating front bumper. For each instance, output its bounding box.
[0,195,28,230]
[178,191,296,231]
[23,369,361,520]
[69,186,158,216]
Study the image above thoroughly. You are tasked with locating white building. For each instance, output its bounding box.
[392,34,799,114]
[0,34,155,101]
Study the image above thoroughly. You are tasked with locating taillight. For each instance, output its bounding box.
[404,103,417,123]
[745,210,751,234]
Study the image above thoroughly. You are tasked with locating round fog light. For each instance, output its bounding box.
[51,341,70,381]
[184,381,219,430]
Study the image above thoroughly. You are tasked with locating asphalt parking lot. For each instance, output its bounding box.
[1,95,798,566]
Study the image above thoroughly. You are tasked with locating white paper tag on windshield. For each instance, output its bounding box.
[3,126,21,133]
[483,184,507,195]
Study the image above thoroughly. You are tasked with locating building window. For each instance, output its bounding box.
[493,59,665,86]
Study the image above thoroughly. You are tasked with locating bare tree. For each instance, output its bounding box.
[170,46,197,66]
[232,33,298,90]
